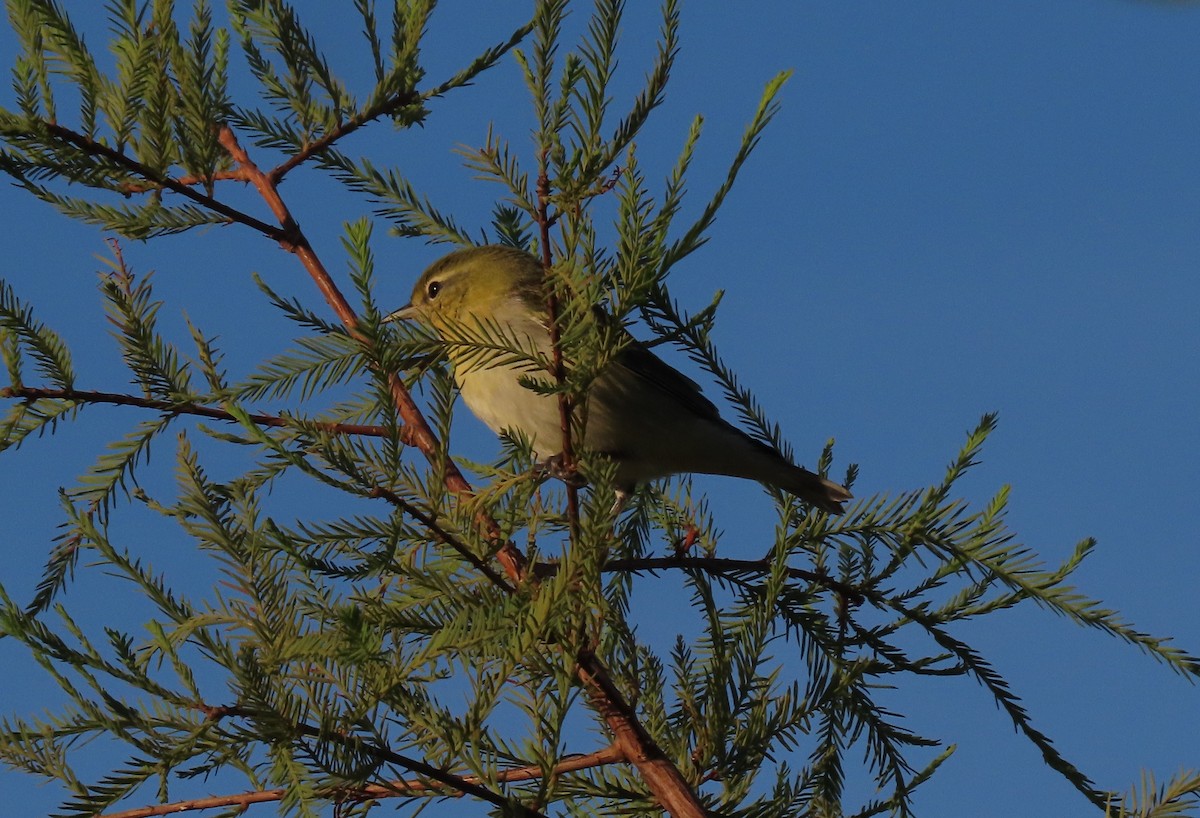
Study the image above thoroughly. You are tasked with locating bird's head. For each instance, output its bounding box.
[385,245,544,334]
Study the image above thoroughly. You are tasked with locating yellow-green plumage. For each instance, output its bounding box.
[388,246,851,514]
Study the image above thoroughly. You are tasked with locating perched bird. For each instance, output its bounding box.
[386,245,851,514]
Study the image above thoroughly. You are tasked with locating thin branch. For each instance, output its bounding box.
[289,720,550,817]
[0,385,403,440]
[368,485,511,590]
[41,123,285,239]
[536,152,582,543]
[119,170,248,193]
[604,555,867,604]
[98,746,622,818]
[268,90,422,184]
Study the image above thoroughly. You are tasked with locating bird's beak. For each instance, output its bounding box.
[383,304,418,323]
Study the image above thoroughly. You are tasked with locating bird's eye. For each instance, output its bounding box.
[426,280,442,300]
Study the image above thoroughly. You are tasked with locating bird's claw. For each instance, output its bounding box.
[535,454,588,489]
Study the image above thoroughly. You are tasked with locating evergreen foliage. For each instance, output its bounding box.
[0,2,1196,816]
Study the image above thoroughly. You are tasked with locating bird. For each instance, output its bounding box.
[385,245,851,514]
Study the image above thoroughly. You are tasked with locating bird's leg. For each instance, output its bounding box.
[534,457,630,520]
[609,488,631,516]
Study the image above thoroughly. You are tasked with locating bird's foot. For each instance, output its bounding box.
[534,454,589,489]
[609,488,631,516]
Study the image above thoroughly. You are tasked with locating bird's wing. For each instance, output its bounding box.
[613,341,723,422]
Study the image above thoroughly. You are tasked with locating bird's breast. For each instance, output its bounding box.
[454,356,563,456]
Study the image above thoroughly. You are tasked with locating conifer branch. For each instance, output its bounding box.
[0,385,399,440]
[3,5,1185,816]
[180,705,553,817]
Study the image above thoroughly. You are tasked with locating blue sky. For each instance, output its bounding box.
[2,1,1200,815]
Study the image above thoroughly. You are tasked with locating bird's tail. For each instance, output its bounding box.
[683,422,853,514]
[774,465,852,515]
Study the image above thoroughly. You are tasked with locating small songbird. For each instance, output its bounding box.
[386,245,851,514]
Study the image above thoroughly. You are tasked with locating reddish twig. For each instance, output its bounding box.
[98,745,622,818]
[535,155,582,544]
[576,651,708,818]
[42,123,284,239]
[673,525,700,557]
[119,169,249,193]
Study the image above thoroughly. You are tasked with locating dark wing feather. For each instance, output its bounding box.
[613,341,723,422]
